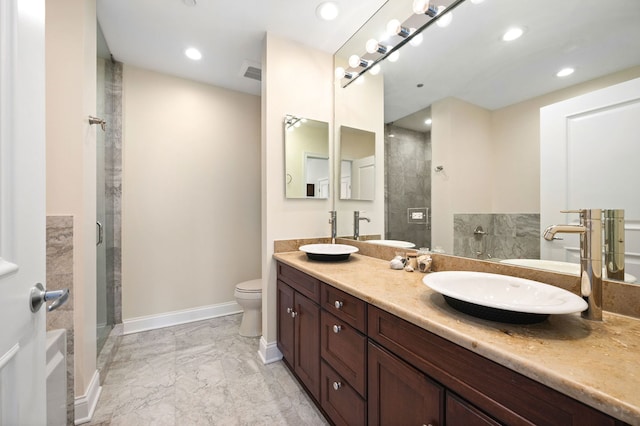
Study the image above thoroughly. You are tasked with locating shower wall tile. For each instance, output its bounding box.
[385,124,432,249]
[453,213,540,260]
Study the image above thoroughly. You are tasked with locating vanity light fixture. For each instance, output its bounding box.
[502,27,524,41]
[556,67,575,77]
[388,50,400,62]
[387,19,411,38]
[369,64,381,75]
[348,55,371,68]
[185,47,202,60]
[409,30,424,46]
[366,38,389,55]
[316,1,339,21]
[335,66,355,80]
[413,0,438,17]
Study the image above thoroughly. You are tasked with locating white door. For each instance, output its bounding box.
[351,155,375,201]
[0,0,47,424]
[541,77,640,280]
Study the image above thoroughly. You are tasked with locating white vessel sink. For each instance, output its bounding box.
[500,258,637,283]
[366,239,416,248]
[423,271,588,323]
[299,244,358,261]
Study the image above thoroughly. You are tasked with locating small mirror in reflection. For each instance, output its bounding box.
[284,115,330,199]
[339,125,375,200]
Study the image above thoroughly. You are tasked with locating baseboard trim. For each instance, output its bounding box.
[122,301,242,335]
[258,337,282,364]
[74,370,101,425]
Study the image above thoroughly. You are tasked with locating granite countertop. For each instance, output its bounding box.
[273,251,640,425]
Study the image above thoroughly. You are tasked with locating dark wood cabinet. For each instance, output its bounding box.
[276,265,321,401]
[446,393,501,426]
[276,262,627,426]
[368,341,444,426]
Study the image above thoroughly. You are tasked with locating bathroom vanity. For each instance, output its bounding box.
[274,252,639,425]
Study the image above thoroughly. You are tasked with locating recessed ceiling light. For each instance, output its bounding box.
[185,47,202,61]
[502,27,524,41]
[316,2,339,21]
[182,0,196,6]
[556,67,575,77]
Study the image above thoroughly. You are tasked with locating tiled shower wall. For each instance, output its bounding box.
[46,215,75,425]
[103,58,123,326]
[453,213,540,260]
[384,124,432,249]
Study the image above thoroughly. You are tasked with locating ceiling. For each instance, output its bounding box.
[97,0,387,96]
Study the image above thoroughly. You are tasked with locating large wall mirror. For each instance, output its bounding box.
[334,0,640,282]
[339,126,376,201]
[284,115,330,199]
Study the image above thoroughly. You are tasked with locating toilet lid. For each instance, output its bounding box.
[236,279,262,293]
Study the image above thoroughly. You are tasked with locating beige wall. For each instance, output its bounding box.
[121,65,261,319]
[45,0,97,398]
[262,34,335,348]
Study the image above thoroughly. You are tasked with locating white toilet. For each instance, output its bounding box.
[234,278,262,337]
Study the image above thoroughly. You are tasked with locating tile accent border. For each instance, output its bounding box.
[122,301,242,335]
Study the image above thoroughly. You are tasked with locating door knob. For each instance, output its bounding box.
[30,283,69,313]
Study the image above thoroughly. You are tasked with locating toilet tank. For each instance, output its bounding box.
[46,329,67,426]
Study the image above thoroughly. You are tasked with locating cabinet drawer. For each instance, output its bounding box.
[321,282,367,333]
[447,392,502,426]
[320,360,366,426]
[277,262,320,303]
[321,310,367,397]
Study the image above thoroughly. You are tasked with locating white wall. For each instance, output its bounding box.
[261,34,334,356]
[121,65,261,319]
[46,0,97,399]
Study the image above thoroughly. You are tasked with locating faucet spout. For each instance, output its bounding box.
[353,211,370,240]
[543,209,602,321]
[542,224,586,241]
[329,211,337,244]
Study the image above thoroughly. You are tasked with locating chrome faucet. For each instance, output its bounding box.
[353,211,370,240]
[543,209,602,321]
[329,211,337,244]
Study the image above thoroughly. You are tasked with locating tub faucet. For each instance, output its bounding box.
[354,211,370,240]
[329,211,337,244]
[543,209,602,321]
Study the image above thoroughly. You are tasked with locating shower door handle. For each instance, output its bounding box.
[97,221,104,246]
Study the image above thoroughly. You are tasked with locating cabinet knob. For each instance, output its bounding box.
[332,325,342,333]
[286,307,292,314]
[334,300,343,309]
[332,381,342,391]
[290,310,298,318]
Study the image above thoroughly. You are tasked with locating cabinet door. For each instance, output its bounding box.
[277,280,295,366]
[321,360,367,426]
[447,393,502,426]
[368,342,444,426]
[295,291,321,401]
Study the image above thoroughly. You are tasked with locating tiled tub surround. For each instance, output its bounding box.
[453,213,540,260]
[273,249,640,424]
[46,215,75,425]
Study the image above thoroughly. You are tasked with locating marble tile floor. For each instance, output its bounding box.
[87,314,329,426]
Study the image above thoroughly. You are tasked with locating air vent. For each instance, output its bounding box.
[240,60,262,82]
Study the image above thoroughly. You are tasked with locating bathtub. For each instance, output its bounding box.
[46,329,67,426]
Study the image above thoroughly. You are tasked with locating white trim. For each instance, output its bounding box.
[0,258,18,279]
[74,370,101,425]
[122,301,242,335]
[258,337,282,364]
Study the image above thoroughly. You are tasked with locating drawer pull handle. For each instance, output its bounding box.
[332,381,342,391]
[332,325,342,333]
[334,300,343,309]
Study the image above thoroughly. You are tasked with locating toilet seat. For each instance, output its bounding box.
[235,279,262,293]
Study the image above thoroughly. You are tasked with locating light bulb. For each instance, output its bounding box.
[409,30,423,47]
[294,121,301,128]
[348,55,369,68]
[388,50,400,62]
[425,118,432,125]
[387,19,401,36]
[369,64,381,75]
[413,0,438,17]
[366,39,380,54]
[335,67,346,79]
[436,6,453,28]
